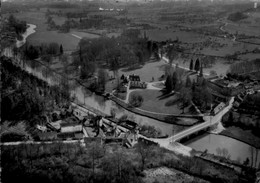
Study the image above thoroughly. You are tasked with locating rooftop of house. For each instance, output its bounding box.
[49,120,62,130]
[38,132,57,140]
[129,74,141,81]
[60,122,82,127]
[63,116,79,124]
[57,132,83,139]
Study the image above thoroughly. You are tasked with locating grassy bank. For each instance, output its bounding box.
[220,126,260,149]
[110,95,204,134]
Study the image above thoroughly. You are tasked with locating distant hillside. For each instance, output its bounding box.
[228,12,248,22]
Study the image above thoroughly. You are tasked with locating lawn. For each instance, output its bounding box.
[129,89,191,115]
[108,59,167,82]
[28,31,81,51]
[52,15,67,26]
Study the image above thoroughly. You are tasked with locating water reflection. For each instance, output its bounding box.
[185,133,260,168]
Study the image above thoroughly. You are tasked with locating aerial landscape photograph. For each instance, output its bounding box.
[0,0,260,182]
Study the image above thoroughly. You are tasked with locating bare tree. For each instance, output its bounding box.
[249,146,255,168]
[135,142,153,171]
[87,141,105,176]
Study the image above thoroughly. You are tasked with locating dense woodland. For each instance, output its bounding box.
[1,140,255,183]
[74,29,158,81]
[229,59,260,76]
[7,14,27,40]
[0,56,70,129]
[163,55,213,113]
[1,15,27,49]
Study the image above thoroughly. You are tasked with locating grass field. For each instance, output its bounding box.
[109,59,167,82]
[52,15,67,26]
[144,29,205,43]
[129,89,191,115]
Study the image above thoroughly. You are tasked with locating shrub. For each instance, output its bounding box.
[139,125,162,138]
[129,94,143,107]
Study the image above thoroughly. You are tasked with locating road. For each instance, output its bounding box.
[0,139,85,146]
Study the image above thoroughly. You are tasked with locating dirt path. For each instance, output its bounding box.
[71,33,82,39]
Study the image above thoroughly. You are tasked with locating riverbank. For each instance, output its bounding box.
[220,126,260,149]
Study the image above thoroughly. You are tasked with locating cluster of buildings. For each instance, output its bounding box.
[35,104,139,147]
[210,75,260,112]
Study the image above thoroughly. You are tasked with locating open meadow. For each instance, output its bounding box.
[11,10,99,51]
[129,89,192,115]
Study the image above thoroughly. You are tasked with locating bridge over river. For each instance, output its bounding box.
[141,97,234,150]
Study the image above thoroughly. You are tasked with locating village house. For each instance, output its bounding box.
[128,74,147,89]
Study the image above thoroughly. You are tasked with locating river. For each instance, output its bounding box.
[185,133,260,168]
[10,23,260,168]
[16,24,37,48]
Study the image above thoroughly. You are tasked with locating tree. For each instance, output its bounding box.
[137,51,144,64]
[165,71,178,93]
[210,70,217,76]
[110,56,119,78]
[129,94,143,107]
[165,75,173,93]
[228,112,233,123]
[97,69,107,93]
[41,55,52,64]
[166,45,178,66]
[216,147,222,156]
[171,71,178,90]
[179,87,191,114]
[222,148,230,159]
[25,45,39,60]
[243,157,250,167]
[60,44,63,55]
[194,58,200,72]
[189,59,193,71]
[135,142,153,171]
[249,146,255,168]
[185,76,192,88]
[199,65,203,77]
[87,141,105,177]
[101,147,127,182]
[110,108,116,118]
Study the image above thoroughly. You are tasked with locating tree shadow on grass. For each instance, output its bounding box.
[157,89,176,100]
[121,64,143,72]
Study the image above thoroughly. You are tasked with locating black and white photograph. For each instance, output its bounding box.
[1,0,260,182]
